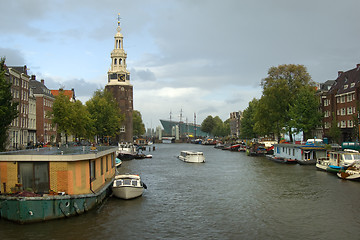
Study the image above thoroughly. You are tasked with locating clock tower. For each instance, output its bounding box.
[105,14,133,143]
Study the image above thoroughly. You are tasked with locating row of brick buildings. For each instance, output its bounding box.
[4,65,75,150]
[229,63,360,143]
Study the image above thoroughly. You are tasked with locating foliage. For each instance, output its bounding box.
[50,93,94,142]
[133,110,146,137]
[240,98,258,139]
[212,117,230,137]
[201,115,215,134]
[254,64,313,141]
[86,89,124,140]
[288,86,323,140]
[49,93,73,141]
[329,112,341,144]
[0,58,18,151]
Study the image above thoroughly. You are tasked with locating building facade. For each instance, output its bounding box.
[229,111,243,138]
[29,76,56,144]
[5,66,30,150]
[321,64,360,143]
[105,14,133,142]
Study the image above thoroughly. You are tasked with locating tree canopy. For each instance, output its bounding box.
[0,58,18,151]
[253,64,314,141]
[86,89,124,141]
[133,110,146,137]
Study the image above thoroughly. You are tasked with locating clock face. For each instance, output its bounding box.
[118,74,125,82]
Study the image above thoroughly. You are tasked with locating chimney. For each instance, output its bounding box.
[41,79,44,85]
[357,64,360,69]
[31,75,36,80]
[338,71,343,77]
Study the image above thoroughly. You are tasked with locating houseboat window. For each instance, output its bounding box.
[111,153,115,168]
[19,162,49,193]
[131,180,137,186]
[293,149,295,156]
[101,157,104,175]
[106,156,109,172]
[90,160,96,181]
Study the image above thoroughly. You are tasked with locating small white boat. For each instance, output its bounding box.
[178,151,205,163]
[112,174,147,199]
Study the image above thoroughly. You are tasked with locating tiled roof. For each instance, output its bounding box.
[29,79,54,98]
[330,65,360,96]
[50,89,75,100]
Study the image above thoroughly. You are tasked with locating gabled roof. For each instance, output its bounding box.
[51,89,76,101]
[29,79,54,98]
[330,64,360,96]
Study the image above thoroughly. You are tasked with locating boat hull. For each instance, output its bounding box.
[178,155,205,163]
[337,170,360,181]
[112,186,144,199]
[0,181,112,224]
[296,159,316,165]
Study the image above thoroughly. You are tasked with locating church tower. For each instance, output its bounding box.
[105,14,133,142]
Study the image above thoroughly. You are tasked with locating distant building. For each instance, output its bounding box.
[159,119,207,137]
[229,111,243,138]
[51,88,76,102]
[30,75,56,143]
[5,65,30,150]
[105,14,133,143]
[321,64,360,142]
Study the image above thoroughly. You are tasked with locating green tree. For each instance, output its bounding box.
[201,115,215,135]
[212,116,229,137]
[255,64,313,141]
[0,58,18,151]
[133,110,146,137]
[240,98,258,139]
[71,100,94,140]
[49,93,73,143]
[288,86,323,140]
[329,112,341,144]
[86,89,124,142]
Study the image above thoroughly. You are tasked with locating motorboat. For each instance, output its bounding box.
[116,143,137,160]
[326,150,360,174]
[112,174,147,199]
[316,157,330,171]
[337,162,360,181]
[115,157,122,167]
[178,151,205,163]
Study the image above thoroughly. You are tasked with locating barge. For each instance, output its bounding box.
[0,145,117,223]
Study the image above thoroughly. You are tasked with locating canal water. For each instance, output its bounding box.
[1,143,360,239]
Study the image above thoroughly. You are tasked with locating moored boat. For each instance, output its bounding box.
[116,143,137,160]
[0,146,117,223]
[112,174,147,199]
[325,150,360,174]
[178,151,205,163]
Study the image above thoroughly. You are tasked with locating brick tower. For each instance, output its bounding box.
[105,14,133,143]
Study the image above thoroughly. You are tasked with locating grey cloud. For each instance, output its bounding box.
[0,48,26,65]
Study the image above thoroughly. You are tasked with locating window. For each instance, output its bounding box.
[324,111,330,118]
[344,85,348,90]
[90,160,96,181]
[19,162,49,193]
[351,83,355,88]
[347,94,352,102]
[114,58,117,65]
[324,122,330,129]
[106,156,109,172]
[341,96,346,103]
[341,108,346,115]
[101,157,104,175]
[347,107,353,115]
[324,99,330,106]
[341,120,346,128]
[120,126,126,132]
[111,153,115,168]
[348,120,354,128]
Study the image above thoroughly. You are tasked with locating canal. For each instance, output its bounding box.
[1,143,360,239]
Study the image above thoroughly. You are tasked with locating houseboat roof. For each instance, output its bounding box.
[275,143,326,150]
[0,146,117,162]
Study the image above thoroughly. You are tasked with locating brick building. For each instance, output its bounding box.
[5,65,30,150]
[321,64,360,142]
[229,111,243,138]
[29,76,56,144]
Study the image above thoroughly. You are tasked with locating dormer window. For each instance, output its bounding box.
[351,83,355,88]
[344,85,348,89]
[344,77,348,83]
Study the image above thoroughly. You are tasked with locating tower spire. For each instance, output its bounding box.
[117,13,121,32]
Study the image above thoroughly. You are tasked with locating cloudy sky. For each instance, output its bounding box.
[1,0,360,129]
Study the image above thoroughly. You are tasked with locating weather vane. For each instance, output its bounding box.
[117,13,121,27]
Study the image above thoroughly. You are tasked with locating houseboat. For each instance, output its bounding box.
[0,146,117,224]
[272,142,327,165]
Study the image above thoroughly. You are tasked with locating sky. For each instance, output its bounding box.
[1,0,360,129]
